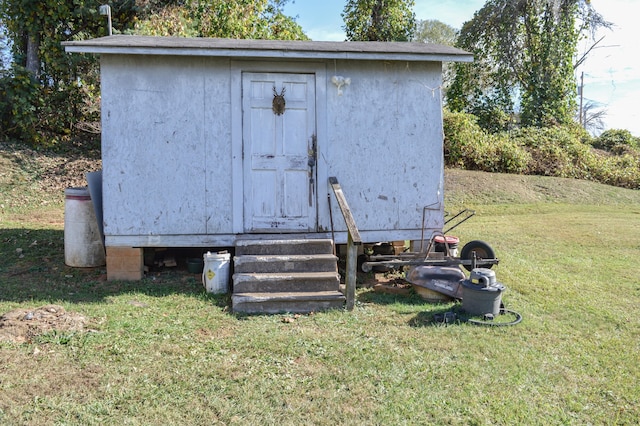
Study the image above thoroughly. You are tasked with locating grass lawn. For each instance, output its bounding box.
[1,152,639,424]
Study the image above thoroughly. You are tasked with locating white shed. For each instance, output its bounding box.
[64,36,472,302]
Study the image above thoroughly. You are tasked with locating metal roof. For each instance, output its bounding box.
[63,35,473,63]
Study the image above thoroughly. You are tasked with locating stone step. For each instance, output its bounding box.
[235,239,334,256]
[232,291,346,314]
[233,271,340,293]
[234,254,338,274]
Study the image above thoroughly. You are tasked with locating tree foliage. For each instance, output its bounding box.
[0,0,121,143]
[1,25,10,70]
[447,0,610,131]
[342,0,416,41]
[0,0,305,145]
[135,0,308,40]
[594,129,639,153]
[414,19,456,46]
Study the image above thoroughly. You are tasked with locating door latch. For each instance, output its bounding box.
[308,134,317,206]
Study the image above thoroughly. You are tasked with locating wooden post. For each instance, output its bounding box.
[345,233,357,310]
[328,177,362,311]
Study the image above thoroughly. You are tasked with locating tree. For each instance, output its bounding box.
[342,0,416,42]
[134,0,308,40]
[0,0,305,144]
[580,100,606,135]
[0,1,121,143]
[414,19,458,94]
[414,19,456,46]
[447,0,610,131]
[0,25,10,70]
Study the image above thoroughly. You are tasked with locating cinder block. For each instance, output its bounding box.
[106,247,143,281]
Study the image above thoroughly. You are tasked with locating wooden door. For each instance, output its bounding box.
[242,72,317,232]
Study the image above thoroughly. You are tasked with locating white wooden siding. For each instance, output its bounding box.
[100,56,444,247]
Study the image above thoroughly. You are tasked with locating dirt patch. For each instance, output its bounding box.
[0,304,88,344]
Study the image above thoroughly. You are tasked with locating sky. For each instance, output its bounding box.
[284,0,640,136]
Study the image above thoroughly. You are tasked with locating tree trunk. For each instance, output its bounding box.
[26,33,40,77]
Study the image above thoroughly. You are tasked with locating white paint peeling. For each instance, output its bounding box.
[89,40,451,247]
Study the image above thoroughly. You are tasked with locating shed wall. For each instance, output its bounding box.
[100,54,444,246]
[321,60,444,239]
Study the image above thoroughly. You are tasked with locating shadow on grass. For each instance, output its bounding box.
[355,287,464,327]
[0,228,229,307]
[357,288,430,306]
[407,308,460,327]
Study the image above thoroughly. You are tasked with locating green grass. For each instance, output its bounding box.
[1,157,640,424]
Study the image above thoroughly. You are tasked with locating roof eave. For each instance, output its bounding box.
[64,44,473,63]
[62,36,474,63]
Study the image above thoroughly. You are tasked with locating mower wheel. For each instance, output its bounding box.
[460,240,496,271]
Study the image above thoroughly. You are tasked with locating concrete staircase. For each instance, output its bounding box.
[232,239,345,314]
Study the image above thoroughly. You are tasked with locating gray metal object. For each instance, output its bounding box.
[361,235,499,273]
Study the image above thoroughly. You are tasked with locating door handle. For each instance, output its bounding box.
[308,134,317,206]
[308,134,317,169]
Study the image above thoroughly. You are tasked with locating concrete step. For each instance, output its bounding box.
[235,239,334,256]
[232,291,346,314]
[233,271,340,293]
[234,254,338,274]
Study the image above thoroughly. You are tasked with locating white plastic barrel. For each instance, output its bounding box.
[202,252,231,294]
[64,187,106,267]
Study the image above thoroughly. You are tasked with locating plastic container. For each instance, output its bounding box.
[86,170,104,245]
[187,258,204,274]
[202,252,231,294]
[461,268,505,316]
[64,187,106,267]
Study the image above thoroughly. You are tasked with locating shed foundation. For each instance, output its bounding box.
[106,247,143,281]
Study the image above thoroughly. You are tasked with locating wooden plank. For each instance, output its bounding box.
[329,176,361,311]
[345,233,357,311]
[328,177,362,245]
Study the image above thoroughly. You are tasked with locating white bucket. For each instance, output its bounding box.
[64,187,106,267]
[202,252,231,294]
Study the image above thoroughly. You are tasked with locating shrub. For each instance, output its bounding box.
[594,129,639,152]
[0,67,99,146]
[0,67,44,144]
[508,127,577,177]
[589,154,640,189]
[444,111,640,189]
[495,137,532,174]
[443,111,530,173]
[443,110,485,167]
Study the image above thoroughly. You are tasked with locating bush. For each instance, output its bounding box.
[0,67,99,146]
[509,127,583,178]
[444,111,640,189]
[443,110,484,167]
[594,129,639,152]
[443,110,530,173]
[0,67,44,144]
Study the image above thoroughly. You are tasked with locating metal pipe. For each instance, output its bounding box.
[99,5,112,36]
